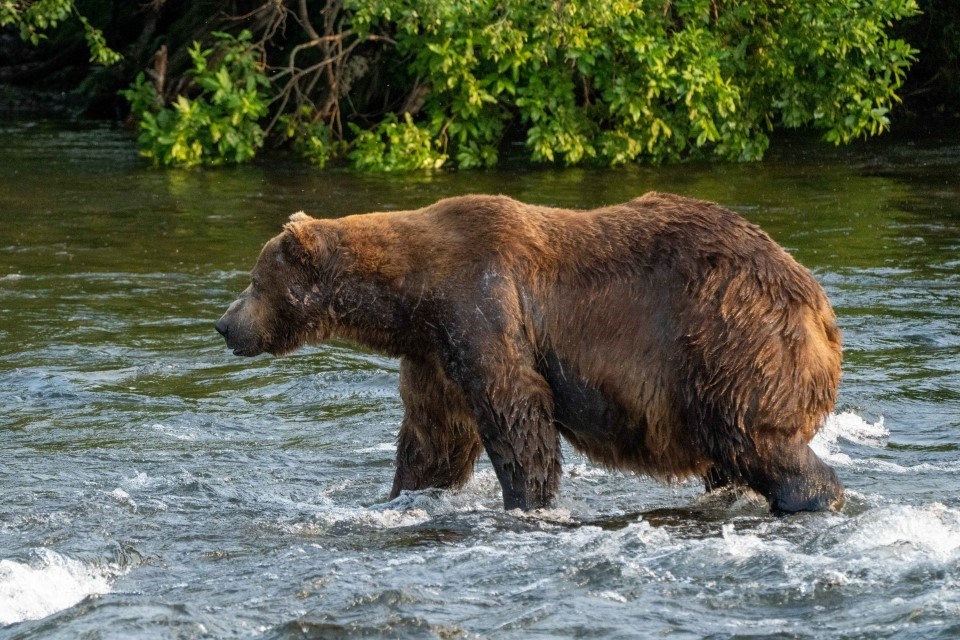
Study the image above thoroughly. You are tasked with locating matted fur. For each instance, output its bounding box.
[216,192,844,513]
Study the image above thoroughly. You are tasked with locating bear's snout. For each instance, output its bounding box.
[215,316,230,339]
[216,298,266,357]
[215,312,239,352]
[216,299,244,353]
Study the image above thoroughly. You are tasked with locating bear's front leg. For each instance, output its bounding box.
[452,337,563,511]
[390,355,483,499]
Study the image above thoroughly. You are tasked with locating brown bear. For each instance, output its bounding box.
[216,193,844,514]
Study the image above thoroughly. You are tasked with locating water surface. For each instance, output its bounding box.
[1,121,959,638]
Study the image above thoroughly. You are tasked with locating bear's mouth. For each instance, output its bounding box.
[223,338,264,357]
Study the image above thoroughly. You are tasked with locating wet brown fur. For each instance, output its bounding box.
[216,193,844,513]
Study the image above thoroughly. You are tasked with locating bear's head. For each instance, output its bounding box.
[216,212,340,357]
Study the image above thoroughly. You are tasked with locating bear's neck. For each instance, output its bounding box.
[326,268,414,357]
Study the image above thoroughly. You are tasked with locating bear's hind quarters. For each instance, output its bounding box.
[703,445,845,515]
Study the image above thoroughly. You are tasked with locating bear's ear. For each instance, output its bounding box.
[288,211,311,223]
[282,216,334,265]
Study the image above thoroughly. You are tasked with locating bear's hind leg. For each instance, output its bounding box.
[745,440,845,514]
[390,356,483,499]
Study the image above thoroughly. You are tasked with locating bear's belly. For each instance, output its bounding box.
[538,350,645,461]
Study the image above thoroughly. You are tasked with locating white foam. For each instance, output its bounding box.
[817,411,888,447]
[0,549,116,625]
[485,500,960,605]
[122,471,154,490]
[811,412,960,474]
[811,411,888,467]
[842,457,960,475]
[109,488,137,511]
[288,506,432,535]
[353,443,396,454]
[150,422,198,441]
[841,503,960,561]
[718,523,780,558]
[512,507,575,524]
[596,590,628,603]
[699,504,960,594]
[564,462,618,478]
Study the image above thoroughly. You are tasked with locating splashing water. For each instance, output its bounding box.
[0,551,117,625]
[2,121,959,637]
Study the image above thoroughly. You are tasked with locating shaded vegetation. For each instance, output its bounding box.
[1,0,951,170]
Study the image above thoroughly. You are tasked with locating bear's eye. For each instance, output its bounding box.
[249,276,265,299]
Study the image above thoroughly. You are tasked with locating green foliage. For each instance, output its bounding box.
[121,31,269,167]
[278,106,344,169]
[348,113,448,171]
[2,0,74,45]
[1,0,120,65]
[10,0,920,170]
[350,0,919,168]
[76,13,121,66]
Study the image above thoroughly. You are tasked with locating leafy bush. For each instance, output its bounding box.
[349,113,448,171]
[0,0,930,170]
[1,0,120,64]
[350,0,919,168]
[278,107,339,169]
[121,31,269,167]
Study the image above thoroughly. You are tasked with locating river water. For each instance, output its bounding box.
[1,120,959,639]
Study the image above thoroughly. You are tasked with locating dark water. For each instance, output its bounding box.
[1,120,959,639]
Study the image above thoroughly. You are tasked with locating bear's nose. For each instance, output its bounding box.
[215,318,229,338]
